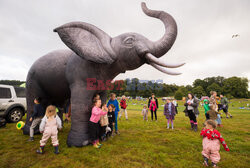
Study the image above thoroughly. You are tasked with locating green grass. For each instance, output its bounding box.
[0,99,250,168]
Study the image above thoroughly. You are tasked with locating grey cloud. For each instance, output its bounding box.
[0,0,249,86]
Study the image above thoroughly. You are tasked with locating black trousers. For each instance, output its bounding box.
[187,110,197,123]
[151,109,157,120]
[99,126,106,139]
[88,121,99,143]
[107,123,113,137]
[205,113,210,120]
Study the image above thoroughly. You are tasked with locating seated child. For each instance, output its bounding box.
[89,98,108,148]
[201,120,229,167]
[142,105,148,121]
[36,105,62,154]
[107,104,115,137]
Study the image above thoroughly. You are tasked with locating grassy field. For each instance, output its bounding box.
[0,99,250,168]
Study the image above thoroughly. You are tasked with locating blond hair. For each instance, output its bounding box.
[205,119,217,129]
[210,91,217,95]
[45,105,57,118]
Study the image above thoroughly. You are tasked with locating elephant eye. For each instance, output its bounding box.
[124,37,135,45]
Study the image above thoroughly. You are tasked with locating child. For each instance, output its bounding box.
[99,103,109,141]
[107,104,115,137]
[141,105,148,121]
[164,99,176,129]
[119,95,128,120]
[203,99,210,120]
[107,93,120,134]
[28,97,45,141]
[89,99,108,148]
[36,105,62,154]
[201,120,229,167]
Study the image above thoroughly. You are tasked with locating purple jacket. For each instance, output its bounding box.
[164,103,176,119]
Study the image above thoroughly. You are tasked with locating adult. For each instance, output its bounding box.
[148,93,158,121]
[119,95,128,120]
[107,93,120,134]
[219,94,232,118]
[184,93,199,131]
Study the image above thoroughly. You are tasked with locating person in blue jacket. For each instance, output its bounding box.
[107,93,120,134]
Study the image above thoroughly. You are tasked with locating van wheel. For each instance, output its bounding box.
[7,108,23,123]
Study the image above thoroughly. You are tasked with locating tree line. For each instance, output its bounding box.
[1,76,249,99]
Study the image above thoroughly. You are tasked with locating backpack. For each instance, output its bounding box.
[0,117,7,128]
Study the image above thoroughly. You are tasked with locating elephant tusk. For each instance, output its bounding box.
[145,53,185,68]
[150,62,182,75]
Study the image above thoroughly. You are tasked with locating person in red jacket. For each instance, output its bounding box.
[119,95,128,120]
[201,120,229,167]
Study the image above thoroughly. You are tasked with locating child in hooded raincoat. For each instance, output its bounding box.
[203,99,210,120]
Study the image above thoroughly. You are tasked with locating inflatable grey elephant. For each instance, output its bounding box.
[23,2,184,147]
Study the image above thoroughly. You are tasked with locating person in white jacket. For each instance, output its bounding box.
[36,105,62,154]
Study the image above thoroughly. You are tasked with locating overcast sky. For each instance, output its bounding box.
[0,0,249,86]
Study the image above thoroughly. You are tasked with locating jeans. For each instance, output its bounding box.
[216,114,221,124]
[115,113,118,131]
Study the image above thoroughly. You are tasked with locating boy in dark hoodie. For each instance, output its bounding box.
[28,97,45,141]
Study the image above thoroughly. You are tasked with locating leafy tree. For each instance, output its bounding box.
[192,86,206,98]
[174,89,183,100]
[223,77,249,98]
[207,83,221,95]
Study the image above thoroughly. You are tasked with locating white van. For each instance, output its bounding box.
[0,84,27,122]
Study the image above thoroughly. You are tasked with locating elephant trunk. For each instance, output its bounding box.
[141,2,177,58]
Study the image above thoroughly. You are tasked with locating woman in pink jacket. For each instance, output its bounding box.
[88,98,108,148]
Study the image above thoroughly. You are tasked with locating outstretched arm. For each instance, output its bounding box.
[56,115,62,129]
[39,116,46,132]
[218,133,230,151]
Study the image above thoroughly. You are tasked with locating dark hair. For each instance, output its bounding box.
[93,94,100,101]
[108,104,115,109]
[101,103,106,108]
[187,93,194,99]
[92,98,101,107]
[35,97,41,103]
[205,120,217,129]
[151,93,155,96]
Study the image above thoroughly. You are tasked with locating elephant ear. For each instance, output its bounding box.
[54,22,116,64]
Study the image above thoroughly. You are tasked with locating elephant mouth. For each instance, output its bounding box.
[145,53,185,75]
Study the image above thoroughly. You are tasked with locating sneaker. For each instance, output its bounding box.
[230,116,233,118]
[115,131,120,135]
[28,137,34,142]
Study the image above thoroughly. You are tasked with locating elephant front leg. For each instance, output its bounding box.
[67,84,95,147]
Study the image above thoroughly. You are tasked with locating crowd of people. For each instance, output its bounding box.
[27,90,231,167]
